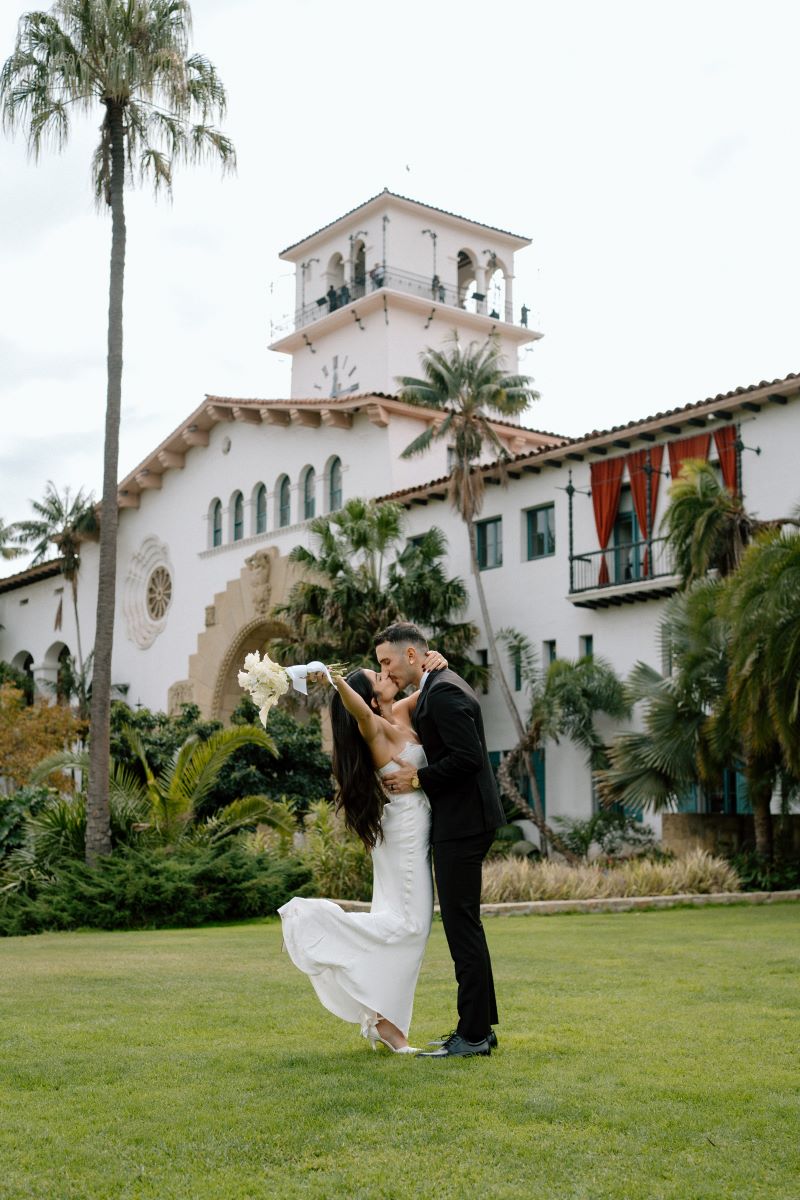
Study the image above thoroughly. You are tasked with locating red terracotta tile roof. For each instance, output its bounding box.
[115,392,562,502]
[0,557,64,593]
[377,371,800,505]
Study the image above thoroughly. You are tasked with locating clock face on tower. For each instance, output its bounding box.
[313,354,360,399]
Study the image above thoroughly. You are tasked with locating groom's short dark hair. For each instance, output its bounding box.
[374,622,428,652]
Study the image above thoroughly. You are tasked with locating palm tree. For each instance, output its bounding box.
[662,461,752,583]
[1,1,235,864]
[594,589,727,817]
[30,722,287,850]
[724,528,800,782]
[119,723,286,845]
[596,581,793,862]
[14,482,97,673]
[275,497,487,688]
[497,634,630,861]
[0,517,24,562]
[397,334,541,805]
[663,459,800,586]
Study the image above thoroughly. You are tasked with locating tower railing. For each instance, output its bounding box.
[271,265,524,336]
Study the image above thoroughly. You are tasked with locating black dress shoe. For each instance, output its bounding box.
[427,1029,498,1049]
[416,1033,491,1058]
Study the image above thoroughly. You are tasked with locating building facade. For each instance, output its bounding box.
[2,192,797,837]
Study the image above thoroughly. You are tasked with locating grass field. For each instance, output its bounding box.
[1,906,798,1200]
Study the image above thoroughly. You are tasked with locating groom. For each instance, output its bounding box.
[375,622,504,1058]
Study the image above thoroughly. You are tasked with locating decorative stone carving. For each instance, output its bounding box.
[123,536,174,649]
[205,605,216,627]
[168,680,194,715]
[147,566,172,619]
[245,548,274,617]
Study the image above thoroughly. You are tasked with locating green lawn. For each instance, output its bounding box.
[1,906,798,1200]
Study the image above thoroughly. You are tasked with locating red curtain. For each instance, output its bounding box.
[667,434,711,482]
[713,424,738,494]
[591,459,625,584]
[625,446,664,575]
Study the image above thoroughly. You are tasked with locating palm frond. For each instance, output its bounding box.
[174,725,277,815]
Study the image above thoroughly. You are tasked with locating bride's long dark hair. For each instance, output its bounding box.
[330,670,387,851]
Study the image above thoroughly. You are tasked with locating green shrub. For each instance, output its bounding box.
[728,851,800,892]
[300,800,373,901]
[0,840,309,936]
[108,699,333,818]
[488,822,525,859]
[109,701,221,780]
[0,786,52,862]
[0,660,34,705]
[551,810,657,859]
[215,701,333,817]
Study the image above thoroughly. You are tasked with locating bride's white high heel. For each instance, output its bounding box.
[361,1017,419,1055]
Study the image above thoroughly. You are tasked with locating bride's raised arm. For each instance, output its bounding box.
[329,674,382,744]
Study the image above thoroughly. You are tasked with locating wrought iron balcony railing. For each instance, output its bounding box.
[271,265,524,337]
[569,536,677,594]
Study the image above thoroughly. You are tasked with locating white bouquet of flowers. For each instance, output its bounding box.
[238,651,334,727]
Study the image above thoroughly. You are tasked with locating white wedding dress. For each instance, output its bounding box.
[278,742,432,1039]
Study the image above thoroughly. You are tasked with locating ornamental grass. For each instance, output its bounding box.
[480,849,741,903]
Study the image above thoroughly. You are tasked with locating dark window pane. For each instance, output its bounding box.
[329,458,342,511]
[527,504,555,559]
[279,478,291,527]
[304,469,316,520]
[476,517,502,570]
[233,493,244,541]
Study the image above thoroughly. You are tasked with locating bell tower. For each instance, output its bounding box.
[269,190,542,400]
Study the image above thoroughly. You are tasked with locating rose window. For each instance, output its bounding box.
[146,566,172,620]
[123,538,174,649]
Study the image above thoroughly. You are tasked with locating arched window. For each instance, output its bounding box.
[278,475,291,527]
[254,483,267,534]
[57,644,71,705]
[303,467,316,520]
[10,650,34,704]
[487,265,506,320]
[325,253,347,310]
[328,456,343,512]
[353,240,366,297]
[232,491,244,541]
[458,249,478,312]
[211,499,223,547]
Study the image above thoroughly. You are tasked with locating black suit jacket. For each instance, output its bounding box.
[413,669,505,844]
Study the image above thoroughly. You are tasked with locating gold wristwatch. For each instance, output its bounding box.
[410,774,420,790]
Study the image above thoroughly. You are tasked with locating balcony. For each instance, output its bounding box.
[569,536,680,608]
[271,265,525,337]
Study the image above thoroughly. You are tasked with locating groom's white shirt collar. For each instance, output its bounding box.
[418,671,430,693]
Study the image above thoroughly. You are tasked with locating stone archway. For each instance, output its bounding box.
[177,545,304,721]
[213,617,288,724]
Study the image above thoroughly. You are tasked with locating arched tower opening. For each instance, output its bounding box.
[457,249,479,312]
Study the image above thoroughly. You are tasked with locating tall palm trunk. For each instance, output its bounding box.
[748,772,774,863]
[69,572,84,675]
[86,100,126,864]
[466,518,555,855]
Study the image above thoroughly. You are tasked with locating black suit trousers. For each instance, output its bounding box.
[433,830,498,1041]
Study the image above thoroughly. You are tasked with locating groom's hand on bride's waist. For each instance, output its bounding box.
[384,756,420,794]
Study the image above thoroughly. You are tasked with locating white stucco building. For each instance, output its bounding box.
[2,191,798,837]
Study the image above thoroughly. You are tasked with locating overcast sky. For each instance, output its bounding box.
[2,0,799,576]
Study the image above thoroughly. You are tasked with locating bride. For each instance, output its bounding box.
[278,654,446,1054]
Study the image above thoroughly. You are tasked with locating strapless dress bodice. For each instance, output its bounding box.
[378,740,427,778]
